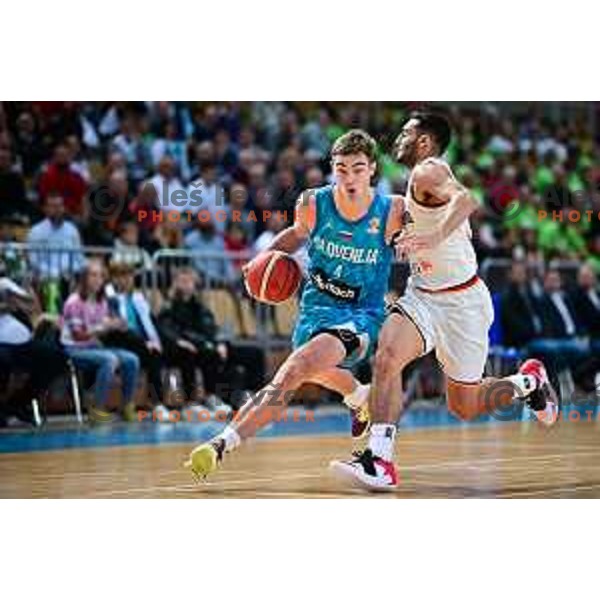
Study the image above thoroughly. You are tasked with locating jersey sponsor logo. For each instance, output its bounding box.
[309,267,361,303]
[410,260,434,277]
[367,217,380,234]
[312,235,380,265]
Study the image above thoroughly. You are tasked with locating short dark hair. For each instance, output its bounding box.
[331,129,377,162]
[200,159,217,172]
[411,111,452,155]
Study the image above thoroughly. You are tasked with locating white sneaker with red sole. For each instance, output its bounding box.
[519,359,560,426]
[329,449,398,492]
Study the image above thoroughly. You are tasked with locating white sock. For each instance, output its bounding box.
[221,425,241,452]
[368,424,396,462]
[505,374,537,398]
[343,383,370,409]
[536,402,556,423]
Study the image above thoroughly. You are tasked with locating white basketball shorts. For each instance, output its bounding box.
[393,277,494,383]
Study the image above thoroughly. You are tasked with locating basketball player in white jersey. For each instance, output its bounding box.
[330,111,560,491]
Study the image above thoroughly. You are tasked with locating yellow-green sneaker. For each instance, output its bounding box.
[87,404,115,425]
[122,402,138,423]
[184,439,225,481]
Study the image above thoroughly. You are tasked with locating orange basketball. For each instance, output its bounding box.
[245,250,302,304]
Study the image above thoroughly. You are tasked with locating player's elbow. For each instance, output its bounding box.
[456,190,478,215]
[374,344,411,378]
[292,223,309,243]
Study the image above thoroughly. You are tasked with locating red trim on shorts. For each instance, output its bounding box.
[447,376,482,387]
[417,274,480,295]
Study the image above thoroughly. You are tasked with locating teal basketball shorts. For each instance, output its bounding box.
[292,306,383,369]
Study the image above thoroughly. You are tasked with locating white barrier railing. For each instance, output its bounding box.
[0,242,291,353]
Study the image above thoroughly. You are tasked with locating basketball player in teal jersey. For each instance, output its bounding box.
[185,129,403,479]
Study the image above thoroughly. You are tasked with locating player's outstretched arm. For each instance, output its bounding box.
[262,219,308,255]
[241,193,315,293]
[245,193,314,267]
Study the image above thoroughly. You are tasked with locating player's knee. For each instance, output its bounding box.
[103,354,120,375]
[280,354,312,388]
[120,353,140,374]
[374,344,409,378]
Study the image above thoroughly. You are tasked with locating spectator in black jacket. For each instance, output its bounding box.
[570,263,600,347]
[500,261,542,348]
[157,267,233,414]
[536,269,584,339]
[569,264,600,392]
[0,278,68,426]
[0,147,39,224]
[528,268,591,384]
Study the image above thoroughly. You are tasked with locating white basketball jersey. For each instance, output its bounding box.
[405,158,478,290]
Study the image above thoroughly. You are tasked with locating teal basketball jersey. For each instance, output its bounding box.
[300,185,393,316]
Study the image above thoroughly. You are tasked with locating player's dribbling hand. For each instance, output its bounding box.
[241,255,262,277]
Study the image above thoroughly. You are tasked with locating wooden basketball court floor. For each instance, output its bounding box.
[2,413,600,498]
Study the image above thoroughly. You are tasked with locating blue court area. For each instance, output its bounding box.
[1,402,597,454]
[0,404,469,453]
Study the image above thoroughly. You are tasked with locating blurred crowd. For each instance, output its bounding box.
[1,101,600,422]
[0,263,265,426]
[498,261,600,393]
[1,101,599,276]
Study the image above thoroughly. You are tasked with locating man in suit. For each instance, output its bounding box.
[104,263,168,417]
[501,261,542,349]
[528,268,590,384]
[536,270,583,337]
[570,263,600,393]
[570,263,600,346]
